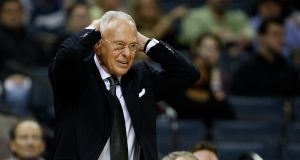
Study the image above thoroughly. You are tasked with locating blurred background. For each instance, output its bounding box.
[0,0,300,159]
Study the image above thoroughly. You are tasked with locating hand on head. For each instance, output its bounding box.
[137,32,150,52]
[91,11,151,77]
[88,19,101,31]
[89,16,150,52]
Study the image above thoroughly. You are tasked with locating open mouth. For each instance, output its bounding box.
[117,60,129,67]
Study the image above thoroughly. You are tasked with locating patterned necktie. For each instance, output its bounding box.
[107,76,128,160]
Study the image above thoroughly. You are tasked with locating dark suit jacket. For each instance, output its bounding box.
[48,29,200,160]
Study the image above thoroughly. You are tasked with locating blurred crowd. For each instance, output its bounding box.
[0,0,300,159]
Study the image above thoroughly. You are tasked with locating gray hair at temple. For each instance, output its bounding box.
[162,151,198,160]
[99,11,136,29]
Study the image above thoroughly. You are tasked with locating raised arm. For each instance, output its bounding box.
[137,32,200,101]
[48,21,101,94]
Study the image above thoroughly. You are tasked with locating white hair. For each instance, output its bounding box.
[162,151,198,160]
[99,11,136,29]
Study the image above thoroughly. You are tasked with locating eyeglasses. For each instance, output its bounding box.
[102,39,140,53]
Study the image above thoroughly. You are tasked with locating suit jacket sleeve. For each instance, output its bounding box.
[146,41,200,101]
[48,29,101,98]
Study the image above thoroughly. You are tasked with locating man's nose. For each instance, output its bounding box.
[121,47,131,57]
[25,138,36,146]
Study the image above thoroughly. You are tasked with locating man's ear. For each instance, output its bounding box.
[258,34,265,45]
[9,140,17,152]
[94,40,102,55]
[39,140,46,154]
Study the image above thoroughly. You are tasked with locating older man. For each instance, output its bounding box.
[192,142,219,160]
[8,119,45,160]
[162,151,198,160]
[49,11,199,160]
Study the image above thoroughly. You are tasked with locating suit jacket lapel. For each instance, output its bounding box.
[85,54,114,114]
[87,54,142,136]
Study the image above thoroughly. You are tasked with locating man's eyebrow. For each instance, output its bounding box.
[112,40,138,45]
[113,40,125,43]
[112,40,125,43]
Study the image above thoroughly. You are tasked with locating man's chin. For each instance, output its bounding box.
[20,154,40,160]
[114,68,129,77]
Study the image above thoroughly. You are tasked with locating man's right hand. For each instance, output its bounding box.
[87,20,101,31]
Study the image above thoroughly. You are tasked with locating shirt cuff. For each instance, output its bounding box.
[145,39,159,53]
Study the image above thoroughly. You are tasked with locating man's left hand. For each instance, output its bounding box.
[137,32,150,52]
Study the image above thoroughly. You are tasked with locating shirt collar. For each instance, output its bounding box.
[94,54,121,82]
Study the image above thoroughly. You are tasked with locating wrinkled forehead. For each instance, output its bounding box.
[102,19,138,42]
[15,121,42,136]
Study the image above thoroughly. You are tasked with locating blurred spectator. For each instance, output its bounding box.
[162,151,198,160]
[250,0,284,53]
[89,0,123,19]
[250,0,283,30]
[66,2,91,34]
[63,0,78,10]
[8,119,45,160]
[0,114,19,159]
[0,0,47,69]
[49,2,91,60]
[0,0,48,116]
[250,0,300,58]
[179,0,254,54]
[285,11,300,57]
[131,0,187,50]
[3,74,32,116]
[187,34,226,102]
[19,0,32,25]
[191,141,219,160]
[30,0,64,31]
[20,0,84,56]
[230,18,299,96]
[166,33,235,132]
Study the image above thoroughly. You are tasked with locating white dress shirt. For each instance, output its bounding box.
[94,38,159,160]
[95,55,139,160]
